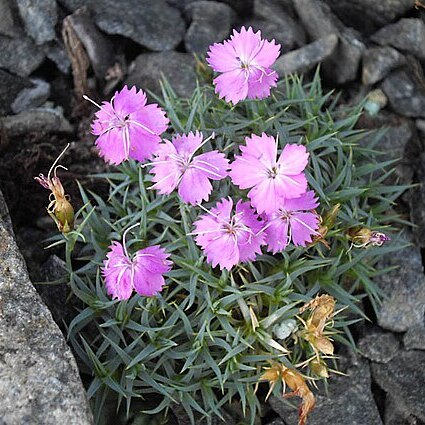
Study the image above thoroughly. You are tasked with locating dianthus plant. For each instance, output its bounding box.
[45,28,408,425]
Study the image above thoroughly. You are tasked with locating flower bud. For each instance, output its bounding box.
[347,227,390,248]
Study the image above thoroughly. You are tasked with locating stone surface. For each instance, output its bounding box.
[0,0,22,37]
[185,1,233,53]
[358,328,399,363]
[293,0,364,84]
[126,52,196,98]
[0,35,45,77]
[11,78,51,114]
[324,0,413,31]
[269,357,382,425]
[374,235,425,332]
[381,69,425,119]
[324,28,365,85]
[16,0,58,45]
[410,152,425,248]
[384,394,421,425]
[0,69,32,116]
[273,34,338,76]
[371,19,425,60]
[372,350,425,422]
[293,0,338,40]
[1,107,73,137]
[362,46,405,86]
[42,40,71,74]
[404,323,425,351]
[66,6,115,79]
[93,0,186,51]
[0,190,93,424]
[252,0,306,52]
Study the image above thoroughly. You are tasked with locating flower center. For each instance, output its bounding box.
[268,166,279,179]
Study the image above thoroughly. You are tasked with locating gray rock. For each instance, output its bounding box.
[374,236,425,332]
[273,34,338,75]
[324,0,413,29]
[37,255,73,326]
[362,46,405,86]
[293,0,364,84]
[404,323,425,351]
[358,328,399,363]
[94,0,186,51]
[323,28,365,85]
[410,152,425,248]
[253,0,306,52]
[16,0,58,45]
[185,1,234,53]
[372,350,425,422]
[11,78,51,114]
[56,0,86,11]
[382,69,425,118]
[293,0,338,40]
[126,52,196,98]
[0,35,45,77]
[0,69,32,115]
[269,357,382,425]
[384,394,420,425]
[66,7,115,79]
[0,190,93,424]
[1,107,73,137]
[42,40,71,74]
[371,19,425,60]
[0,0,22,37]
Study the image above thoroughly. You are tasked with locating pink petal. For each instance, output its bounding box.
[278,144,309,175]
[231,26,262,63]
[112,86,147,117]
[248,178,285,214]
[213,68,249,104]
[206,40,240,73]
[131,103,169,137]
[247,69,278,100]
[173,131,203,156]
[193,151,229,180]
[133,270,166,297]
[277,172,308,200]
[253,39,281,68]
[204,233,239,270]
[264,218,289,254]
[102,242,133,300]
[284,190,319,211]
[230,133,277,189]
[129,130,162,162]
[178,168,213,205]
[290,212,319,246]
[95,128,128,165]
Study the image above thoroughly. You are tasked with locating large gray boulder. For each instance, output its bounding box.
[0,190,93,424]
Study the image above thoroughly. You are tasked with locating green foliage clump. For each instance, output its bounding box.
[60,72,406,424]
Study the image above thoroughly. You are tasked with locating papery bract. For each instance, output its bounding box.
[206,26,280,104]
[263,190,320,253]
[150,131,229,205]
[230,133,309,214]
[89,86,169,165]
[192,197,264,270]
[102,242,172,300]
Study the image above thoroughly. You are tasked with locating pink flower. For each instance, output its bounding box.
[263,191,320,254]
[206,26,281,104]
[192,197,264,270]
[87,86,169,165]
[149,131,229,205]
[102,239,172,300]
[229,133,309,214]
